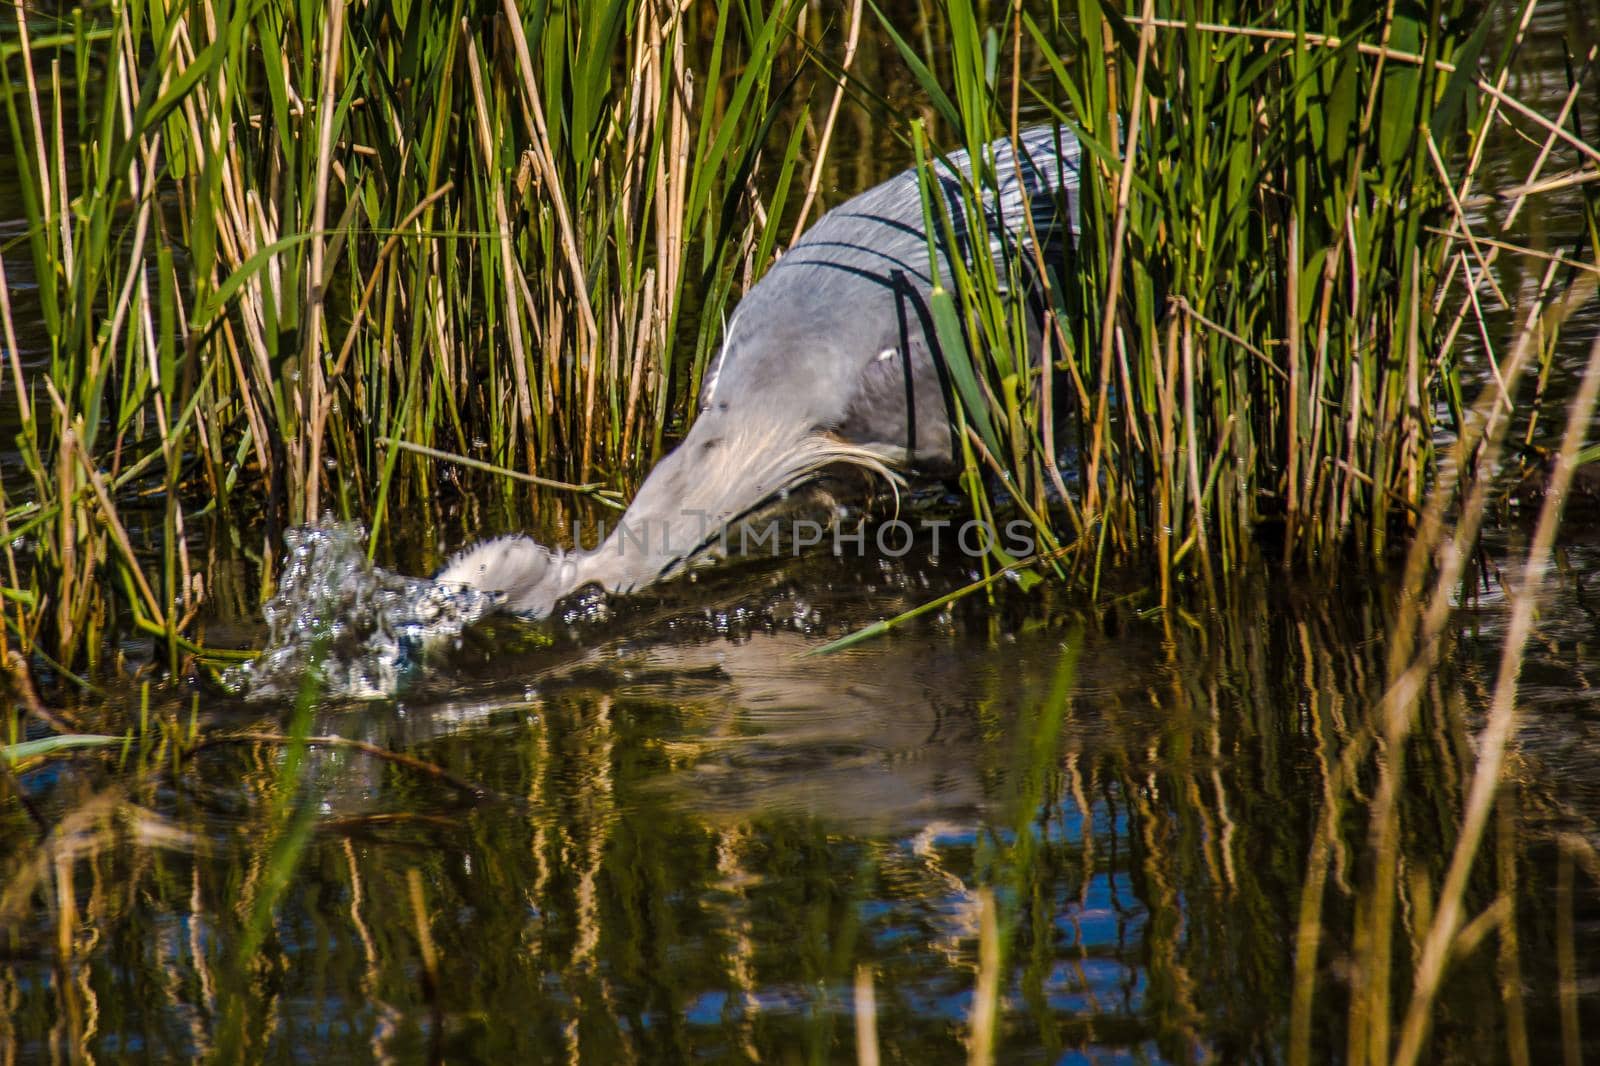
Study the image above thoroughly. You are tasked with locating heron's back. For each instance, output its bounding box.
[702,126,1082,468]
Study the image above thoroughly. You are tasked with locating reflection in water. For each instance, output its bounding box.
[6,543,1600,1062]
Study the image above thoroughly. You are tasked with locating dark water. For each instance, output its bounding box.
[5,3,1600,1064]
[6,539,1600,1063]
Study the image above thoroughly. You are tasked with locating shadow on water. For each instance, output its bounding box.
[5,528,1600,1062]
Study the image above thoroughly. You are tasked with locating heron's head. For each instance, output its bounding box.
[434,534,582,618]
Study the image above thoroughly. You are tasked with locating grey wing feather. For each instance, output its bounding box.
[698,126,1081,428]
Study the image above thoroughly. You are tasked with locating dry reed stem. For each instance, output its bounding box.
[1083,0,1157,519]
[1167,297,1284,378]
[854,964,880,1066]
[1502,45,1596,227]
[3,650,79,735]
[1388,257,1569,682]
[1462,257,1512,417]
[500,0,597,355]
[1036,324,1083,536]
[1011,121,1087,534]
[101,143,163,399]
[463,19,538,470]
[48,59,72,280]
[75,436,167,629]
[1154,315,1179,604]
[1493,167,1600,200]
[1459,0,1542,209]
[381,438,618,498]
[406,867,439,983]
[789,0,864,245]
[1424,131,1510,311]
[646,0,693,453]
[960,425,1055,543]
[0,250,32,427]
[303,0,348,520]
[1493,802,1532,1066]
[1286,214,1302,553]
[1428,229,1600,278]
[1180,316,1214,595]
[181,24,277,419]
[500,0,602,472]
[967,886,999,1066]
[12,7,60,278]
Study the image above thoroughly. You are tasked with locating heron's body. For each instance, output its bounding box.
[438,127,1081,615]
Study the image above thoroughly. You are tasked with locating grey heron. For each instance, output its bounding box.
[437,126,1081,616]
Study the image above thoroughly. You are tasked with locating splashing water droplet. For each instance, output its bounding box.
[555,583,611,626]
[225,520,503,701]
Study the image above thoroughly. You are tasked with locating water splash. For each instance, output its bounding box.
[226,521,503,701]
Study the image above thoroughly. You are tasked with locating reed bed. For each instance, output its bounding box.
[0,0,818,668]
[0,0,1593,661]
[890,0,1599,595]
